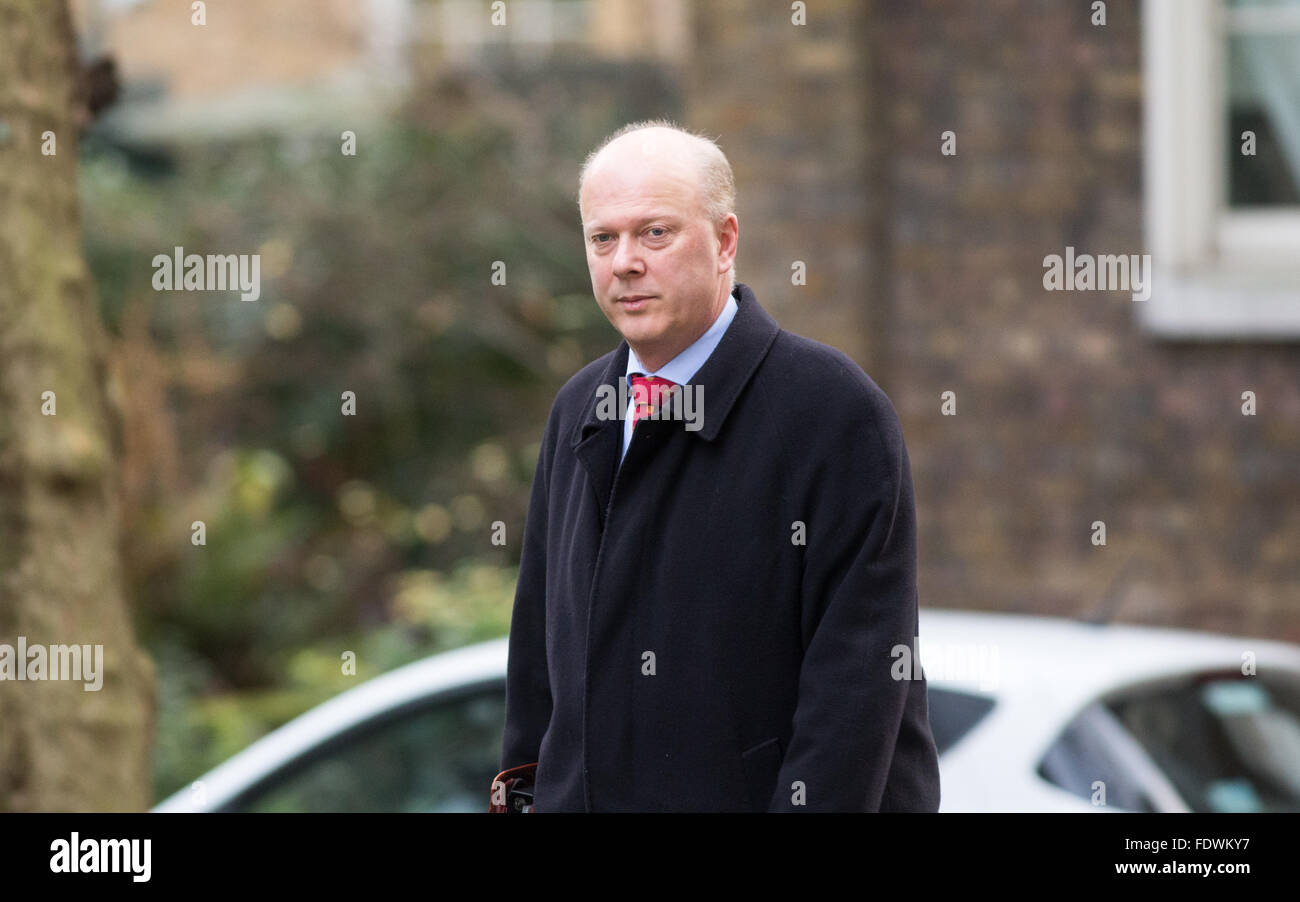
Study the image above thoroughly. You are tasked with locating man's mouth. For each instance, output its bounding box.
[617,295,654,309]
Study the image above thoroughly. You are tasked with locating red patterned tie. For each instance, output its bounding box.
[629,373,679,426]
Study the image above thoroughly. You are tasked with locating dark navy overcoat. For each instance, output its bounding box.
[501,282,941,812]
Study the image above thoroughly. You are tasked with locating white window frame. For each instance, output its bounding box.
[1142,0,1300,337]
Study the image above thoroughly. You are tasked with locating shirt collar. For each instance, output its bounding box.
[570,281,783,522]
[624,288,739,386]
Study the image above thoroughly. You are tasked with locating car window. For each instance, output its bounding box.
[231,681,505,813]
[1106,672,1300,813]
[1036,702,1164,811]
[927,686,996,754]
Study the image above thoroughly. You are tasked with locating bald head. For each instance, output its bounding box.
[579,121,736,244]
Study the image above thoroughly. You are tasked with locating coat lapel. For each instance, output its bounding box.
[570,342,628,523]
[685,282,782,443]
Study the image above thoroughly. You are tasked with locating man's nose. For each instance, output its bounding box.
[612,236,644,278]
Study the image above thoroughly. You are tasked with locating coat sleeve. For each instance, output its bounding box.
[766,378,936,811]
[499,406,557,772]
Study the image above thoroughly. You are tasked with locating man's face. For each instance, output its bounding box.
[580,136,736,373]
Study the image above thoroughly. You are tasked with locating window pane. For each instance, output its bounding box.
[926,687,996,755]
[1037,704,1159,812]
[1226,0,1300,205]
[1107,675,1300,813]
[236,685,506,813]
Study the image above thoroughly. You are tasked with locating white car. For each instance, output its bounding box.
[153,609,1300,812]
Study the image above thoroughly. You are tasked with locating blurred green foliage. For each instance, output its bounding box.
[78,65,675,802]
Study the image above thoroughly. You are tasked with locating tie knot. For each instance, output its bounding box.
[628,373,679,425]
[629,372,677,389]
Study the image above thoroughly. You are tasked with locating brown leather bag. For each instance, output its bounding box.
[489,762,537,813]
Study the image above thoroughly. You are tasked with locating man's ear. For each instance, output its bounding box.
[717,214,739,266]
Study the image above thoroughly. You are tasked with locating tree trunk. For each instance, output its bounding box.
[0,0,154,811]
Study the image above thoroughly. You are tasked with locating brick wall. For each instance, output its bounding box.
[687,0,1300,639]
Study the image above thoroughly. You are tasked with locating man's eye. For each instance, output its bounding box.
[647,228,666,237]
[592,234,609,244]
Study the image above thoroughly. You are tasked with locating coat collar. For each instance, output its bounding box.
[569,282,781,515]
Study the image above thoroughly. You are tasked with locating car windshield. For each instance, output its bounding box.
[1107,672,1300,812]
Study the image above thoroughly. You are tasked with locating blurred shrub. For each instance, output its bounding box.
[77,64,677,802]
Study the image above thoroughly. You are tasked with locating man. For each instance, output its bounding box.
[499,119,940,812]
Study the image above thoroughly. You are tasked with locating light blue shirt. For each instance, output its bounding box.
[620,289,738,465]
